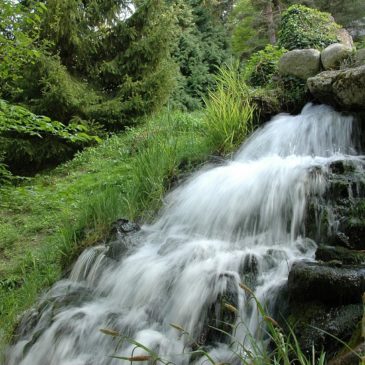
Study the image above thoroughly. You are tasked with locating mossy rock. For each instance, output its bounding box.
[305,159,365,249]
[287,261,365,305]
[316,245,365,265]
[286,302,363,359]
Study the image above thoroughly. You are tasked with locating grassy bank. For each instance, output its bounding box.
[0,64,256,352]
[0,110,212,348]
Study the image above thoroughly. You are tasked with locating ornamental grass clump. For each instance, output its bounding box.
[203,63,255,155]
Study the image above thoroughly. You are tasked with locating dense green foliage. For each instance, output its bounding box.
[15,0,178,129]
[244,45,286,87]
[285,0,365,34]
[0,100,100,178]
[229,0,274,58]
[278,5,340,50]
[0,1,45,99]
[170,0,230,110]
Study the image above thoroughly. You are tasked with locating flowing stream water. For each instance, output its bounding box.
[6,104,360,365]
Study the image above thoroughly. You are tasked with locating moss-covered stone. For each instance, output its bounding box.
[287,261,365,305]
[305,159,365,249]
[286,302,363,359]
[316,245,365,265]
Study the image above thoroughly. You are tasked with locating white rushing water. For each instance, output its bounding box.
[6,104,358,365]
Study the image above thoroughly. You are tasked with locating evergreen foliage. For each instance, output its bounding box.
[278,4,340,50]
[10,0,179,130]
[229,0,268,58]
[170,0,230,110]
[284,0,365,33]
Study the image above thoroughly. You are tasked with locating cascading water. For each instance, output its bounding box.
[6,104,361,365]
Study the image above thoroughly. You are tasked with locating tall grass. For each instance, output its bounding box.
[0,110,210,352]
[203,63,255,155]
[0,69,258,353]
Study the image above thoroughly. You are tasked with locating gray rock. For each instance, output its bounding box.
[355,48,365,66]
[287,261,365,305]
[336,28,354,49]
[321,43,353,70]
[278,49,321,79]
[307,65,365,111]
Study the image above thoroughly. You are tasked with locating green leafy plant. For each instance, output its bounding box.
[244,45,287,87]
[0,99,100,174]
[278,5,340,51]
[0,1,46,98]
[203,63,255,155]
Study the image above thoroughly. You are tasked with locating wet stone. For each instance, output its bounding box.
[316,245,365,265]
[197,273,239,347]
[287,261,365,305]
[287,302,363,359]
[105,219,141,260]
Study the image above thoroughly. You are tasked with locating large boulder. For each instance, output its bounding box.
[278,49,321,79]
[307,65,365,111]
[321,43,353,70]
[287,261,365,305]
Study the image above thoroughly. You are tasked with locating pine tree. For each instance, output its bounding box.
[12,0,180,129]
[229,0,282,58]
[169,0,230,110]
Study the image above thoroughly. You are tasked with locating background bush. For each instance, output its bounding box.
[244,45,287,87]
[278,5,340,50]
[0,100,99,175]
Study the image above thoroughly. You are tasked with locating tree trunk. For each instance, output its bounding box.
[265,1,276,44]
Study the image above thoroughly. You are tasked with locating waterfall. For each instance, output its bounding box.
[6,104,359,365]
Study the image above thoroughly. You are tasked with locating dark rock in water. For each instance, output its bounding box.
[13,281,93,346]
[107,218,140,241]
[196,273,239,347]
[287,302,363,359]
[316,245,365,265]
[105,219,140,260]
[287,261,365,305]
[239,254,259,289]
[329,343,365,365]
[305,159,365,250]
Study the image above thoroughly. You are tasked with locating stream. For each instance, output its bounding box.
[6,103,359,365]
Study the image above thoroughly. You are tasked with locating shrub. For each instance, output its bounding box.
[0,99,100,175]
[278,5,340,51]
[244,45,287,87]
[203,63,255,155]
[19,55,102,125]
